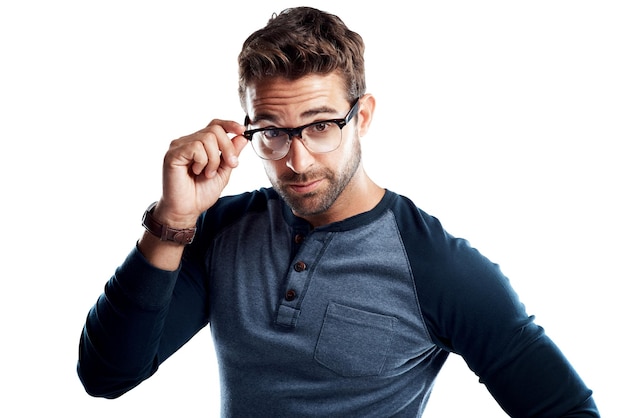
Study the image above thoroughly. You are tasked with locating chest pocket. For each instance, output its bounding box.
[314,302,397,377]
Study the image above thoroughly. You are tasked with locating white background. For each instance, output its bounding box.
[1,1,623,416]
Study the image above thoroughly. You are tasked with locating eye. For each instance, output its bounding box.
[311,122,332,132]
[262,128,283,139]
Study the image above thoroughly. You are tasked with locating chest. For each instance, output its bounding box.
[207,211,435,377]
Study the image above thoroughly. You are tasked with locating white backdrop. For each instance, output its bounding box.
[1,1,623,416]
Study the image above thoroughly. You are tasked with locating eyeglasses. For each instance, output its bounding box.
[243,99,360,160]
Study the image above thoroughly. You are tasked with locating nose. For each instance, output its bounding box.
[285,137,315,174]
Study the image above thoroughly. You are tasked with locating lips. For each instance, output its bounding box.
[289,179,322,194]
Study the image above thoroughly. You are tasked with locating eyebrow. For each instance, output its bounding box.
[250,105,339,126]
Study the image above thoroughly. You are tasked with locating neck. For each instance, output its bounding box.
[299,169,385,227]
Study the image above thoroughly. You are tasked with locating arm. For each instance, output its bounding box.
[77,247,181,398]
[391,199,599,416]
[77,120,248,397]
[139,119,248,271]
[429,238,599,416]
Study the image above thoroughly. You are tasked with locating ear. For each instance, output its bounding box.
[356,93,376,137]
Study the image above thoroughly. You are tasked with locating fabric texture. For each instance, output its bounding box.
[78,188,597,417]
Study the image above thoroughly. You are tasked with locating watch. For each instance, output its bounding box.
[141,202,197,245]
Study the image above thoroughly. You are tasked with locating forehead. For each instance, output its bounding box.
[244,73,347,121]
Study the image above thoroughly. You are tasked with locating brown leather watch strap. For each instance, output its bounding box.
[141,202,196,245]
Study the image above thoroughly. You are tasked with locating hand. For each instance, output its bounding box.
[154,119,248,227]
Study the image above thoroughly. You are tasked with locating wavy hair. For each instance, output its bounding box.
[238,7,366,107]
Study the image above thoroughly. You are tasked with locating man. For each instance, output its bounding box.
[77,7,599,417]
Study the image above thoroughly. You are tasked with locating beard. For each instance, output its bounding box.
[269,138,362,218]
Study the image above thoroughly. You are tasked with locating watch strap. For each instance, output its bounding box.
[142,202,196,245]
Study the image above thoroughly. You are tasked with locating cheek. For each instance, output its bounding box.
[337,131,360,164]
[262,160,280,180]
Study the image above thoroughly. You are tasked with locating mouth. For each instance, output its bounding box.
[288,179,322,194]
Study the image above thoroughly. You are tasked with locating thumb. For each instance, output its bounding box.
[231,134,249,157]
[215,134,249,180]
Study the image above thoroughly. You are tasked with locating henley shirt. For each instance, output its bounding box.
[77,188,598,417]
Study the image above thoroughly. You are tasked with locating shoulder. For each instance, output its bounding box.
[385,191,490,270]
[383,191,449,248]
[186,188,281,253]
[201,187,279,226]
[386,191,526,349]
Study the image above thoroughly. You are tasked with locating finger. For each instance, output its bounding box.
[206,120,246,168]
[209,135,249,186]
[167,132,220,177]
[231,133,249,156]
[166,135,205,172]
[206,119,246,136]
[198,132,223,178]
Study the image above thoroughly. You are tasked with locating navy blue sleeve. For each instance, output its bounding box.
[392,195,599,417]
[77,245,209,398]
[76,190,270,399]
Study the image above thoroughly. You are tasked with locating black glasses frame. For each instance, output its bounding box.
[243,99,360,145]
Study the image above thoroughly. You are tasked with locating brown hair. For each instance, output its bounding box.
[237,7,366,108]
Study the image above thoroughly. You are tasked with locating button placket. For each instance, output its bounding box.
[275,232,333,329]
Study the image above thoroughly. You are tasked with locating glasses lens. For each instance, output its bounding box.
[301,122,342,153]
[249,121,344,160]
[251,130,290,160]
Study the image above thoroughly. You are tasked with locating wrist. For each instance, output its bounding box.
[142,202,197,245]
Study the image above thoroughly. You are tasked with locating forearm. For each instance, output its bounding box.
[138,200,199,271]
[78,119,246,397]
[137,230,186,271]
[77,246,179,398]
[423,237,600,417]
[482,333,598,417]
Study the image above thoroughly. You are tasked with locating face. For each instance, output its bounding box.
[244,73,364,221]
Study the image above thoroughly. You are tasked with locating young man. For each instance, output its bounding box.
[77,7,599,417]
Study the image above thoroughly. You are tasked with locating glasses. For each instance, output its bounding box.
[243,99,360,160]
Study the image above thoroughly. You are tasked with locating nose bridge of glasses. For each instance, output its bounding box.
[285,126,305,140]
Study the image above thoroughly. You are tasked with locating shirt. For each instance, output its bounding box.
[77,188,598,417]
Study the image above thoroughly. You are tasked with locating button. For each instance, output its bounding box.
[294,234,305,244]
[285,289,297,301]
[294,261,307,272]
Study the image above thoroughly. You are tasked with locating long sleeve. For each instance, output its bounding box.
[77,189,599,416]
[77,245,209,398]
[391,194,599,417]
[434,244,597,416]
